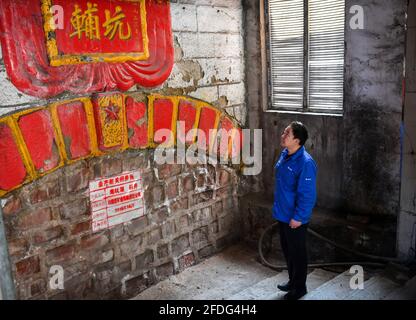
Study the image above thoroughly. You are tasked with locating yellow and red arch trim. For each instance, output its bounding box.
[0,94,242,197]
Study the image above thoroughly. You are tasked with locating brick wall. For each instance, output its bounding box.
[0,0,247,299]
[2,150,240,299]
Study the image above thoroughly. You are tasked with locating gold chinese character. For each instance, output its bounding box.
[70,3,100,40]
[103,6,131,40]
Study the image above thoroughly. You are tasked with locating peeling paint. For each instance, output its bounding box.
[177,61,204,87]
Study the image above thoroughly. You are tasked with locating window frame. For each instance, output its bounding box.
[260,0,346,116]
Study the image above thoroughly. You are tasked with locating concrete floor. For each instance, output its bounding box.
[132,242,416,300]
[132,244,279,300]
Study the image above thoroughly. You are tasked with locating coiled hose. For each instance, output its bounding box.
[258,222,402,270]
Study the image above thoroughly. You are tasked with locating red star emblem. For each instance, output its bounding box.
[104,105,120,122]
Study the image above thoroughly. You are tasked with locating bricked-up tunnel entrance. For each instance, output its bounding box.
[0,0,252,300]
[0,94,244,299]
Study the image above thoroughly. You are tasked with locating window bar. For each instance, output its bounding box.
[303,0,309,111]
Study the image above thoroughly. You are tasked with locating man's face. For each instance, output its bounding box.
[280,126,300,149]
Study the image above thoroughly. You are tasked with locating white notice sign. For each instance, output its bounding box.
[89,170,145,232]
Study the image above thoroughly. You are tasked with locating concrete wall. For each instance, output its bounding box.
[398,0,416,260]
[244,0,407,216]
[0,0,247,299]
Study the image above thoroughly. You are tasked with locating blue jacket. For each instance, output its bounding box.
[272,146,317,224]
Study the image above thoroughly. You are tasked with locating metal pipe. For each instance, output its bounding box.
[0,202,16,300]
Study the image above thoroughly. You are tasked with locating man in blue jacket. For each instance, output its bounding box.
[273,121,317,300]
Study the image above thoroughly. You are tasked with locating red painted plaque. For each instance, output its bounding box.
[0,0,174,98]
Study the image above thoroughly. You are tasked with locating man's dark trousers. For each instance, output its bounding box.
[279,221,308,292]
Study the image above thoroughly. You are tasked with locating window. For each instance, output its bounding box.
[263,0,345,114]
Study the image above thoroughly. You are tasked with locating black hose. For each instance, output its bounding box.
[258,222,401,271]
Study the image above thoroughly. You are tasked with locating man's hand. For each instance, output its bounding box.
[289,219,302,229]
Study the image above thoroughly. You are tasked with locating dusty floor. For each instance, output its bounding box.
[132,244,280,300]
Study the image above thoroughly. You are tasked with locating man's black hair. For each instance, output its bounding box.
[290,121,308,146]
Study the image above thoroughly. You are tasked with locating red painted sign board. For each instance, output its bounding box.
[0,0,174,98]
[53,0,145,57]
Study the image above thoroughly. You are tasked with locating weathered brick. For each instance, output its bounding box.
[99,249,114,264]
[30,180,60,204]
[198,58,243,86]
[46,243,76,265]
[34,226,64,244]
[157,244,169,259]
[176,214,190,234]
[141,170,155,187]
[223,195,236,210]
[2,196,22,215]
[95,264,112,280]
[216,234,236,249]
[135,249,154,270]
[120,235,143,257]
[166,180,179,199]
[216,186,232,198]
[99,158,122,178]
[64,272,93,299]
[198,245,215,259]
[171,198,189,211]
[80,234,109,251]
[122,152,148,171]
[70,220,91,236]
[49,292,68,300]
[171,4,197,32]
[212,201,223,217]
[152,185,165,205]
[147,228,162,245]
[103,285,122,300]
[117,260,132,273]
[181,175,195,192]
[65,162,90,193]
[156,164,182,180]
[220,214,234,232]
[192,226,209,244]
[126,216,148,236]
[60,198,88,220]
[172,234,190,257]
[156,262,174,279]
[178,252,196,271]
[162,221,176,238]
[8,238,28,256]
[192,190,213,206]
[17,207,53,230]
[109,225,125,241]
[152,206,169,224]
[192,207,212,224]
[197,6,241,33]
[207,164,217,186]
[16,256,40,277]
[125,272,150,296]
[196,173,205,188]
[30,279,46,297]
[219,169,230,187]
[210,220,219,234]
